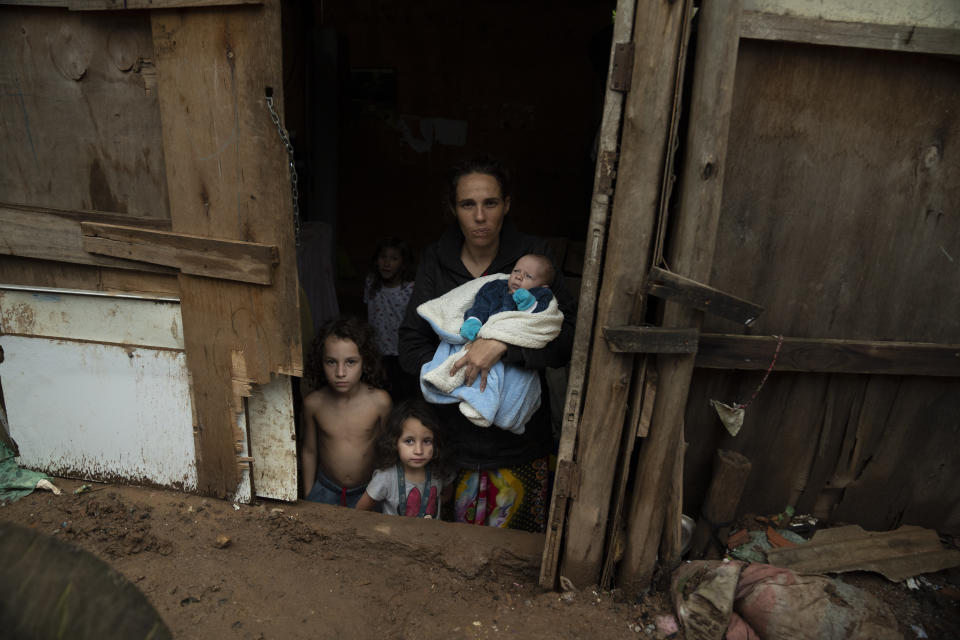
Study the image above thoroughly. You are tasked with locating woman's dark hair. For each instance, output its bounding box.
[366,236,415,296]
[374,399,448,474]
[304,316,386,391]
[444,154,512,213]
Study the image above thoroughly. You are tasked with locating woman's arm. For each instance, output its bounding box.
[450,338,508,391]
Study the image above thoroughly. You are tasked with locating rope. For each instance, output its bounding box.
[737,334,783,410]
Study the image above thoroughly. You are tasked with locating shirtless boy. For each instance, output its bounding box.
[300,317,392,507]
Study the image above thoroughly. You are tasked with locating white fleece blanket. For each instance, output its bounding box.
[418,274,564,433]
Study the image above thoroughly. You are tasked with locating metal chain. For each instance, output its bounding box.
[265,95,301,248]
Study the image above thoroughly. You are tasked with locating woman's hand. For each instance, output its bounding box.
[451,338,508,392]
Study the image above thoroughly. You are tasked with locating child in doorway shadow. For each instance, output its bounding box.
[300,317,392,508]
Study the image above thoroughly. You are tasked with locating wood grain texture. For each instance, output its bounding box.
[0,8,169,218]
[619,0,743,594]
[740,10,960,56]
[0,255,180,296]
[538,0,641,590]
[696,334,960,377]
[1,204,174,274]
[81,222,278,285]
[5,0,261,8]
[559,0,691,589]
[681,40,960,535]
[647,266,764,326]
[604,326,700,354]
[151,0,301,497]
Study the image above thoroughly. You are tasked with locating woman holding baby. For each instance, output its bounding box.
[398,155,577,532]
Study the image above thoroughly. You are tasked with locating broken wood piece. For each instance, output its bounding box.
[646,266,764,325]
[765,525,960,582]
[696,334,960,377]
[81,222,279,285]
[603,326,699,354]
[689,449,752,559]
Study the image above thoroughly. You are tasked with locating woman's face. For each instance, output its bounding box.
[454,172,510,252]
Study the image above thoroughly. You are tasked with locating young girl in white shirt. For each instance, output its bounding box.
[356,399,451,517]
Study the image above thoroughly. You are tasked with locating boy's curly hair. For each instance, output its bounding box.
[304,316,386,392]
[374,399,449,476]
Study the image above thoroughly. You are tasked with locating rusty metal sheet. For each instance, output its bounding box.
[1,335,197,490]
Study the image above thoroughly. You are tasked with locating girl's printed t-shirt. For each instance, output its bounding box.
[365,467,449,517]
[364,275,414,357]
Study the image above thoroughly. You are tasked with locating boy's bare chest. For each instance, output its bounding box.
[316,401,379,441]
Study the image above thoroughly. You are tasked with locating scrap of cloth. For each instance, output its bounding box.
[0,441,53,503]
[417,274,563,434]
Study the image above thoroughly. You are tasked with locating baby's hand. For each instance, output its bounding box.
[460,317,482,341]
[512,288,535,311]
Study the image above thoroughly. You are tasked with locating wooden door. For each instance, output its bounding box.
[0,0,300,501]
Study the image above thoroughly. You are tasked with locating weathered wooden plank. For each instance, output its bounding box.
[0,204,174,274]
[0,10,169,217]
[679,39,960,539]
[559,0,691,589]
[830,376,960,533]
[1,0,261,8]
[766,525,960,582]
[619,0,743,594]
[647,266,763,326]
[599,357,647,590]
[604,326,699,354]
[81,222,278,285]
[696,334,960,377]
[0,255,180,298]
[151,0,301,498]
[538,0,640,590]
[740,10,960,57]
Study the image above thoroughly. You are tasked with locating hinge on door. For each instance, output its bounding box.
[554,459,580,501]
[609,42,634,92]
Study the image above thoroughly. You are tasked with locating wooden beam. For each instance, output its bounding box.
[0,203,174,274]
[1,0,262,9]
[151,0,301,498]
[539,0,640,590]
[81,222,278,285]
[619,0,743,595]
[604,326,699,354]
[696,334,960,377]
[740,10,960,57]
[647,266,763,325]
[559,0,692,590]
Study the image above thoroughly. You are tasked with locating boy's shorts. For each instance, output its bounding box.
[305,466,367,508]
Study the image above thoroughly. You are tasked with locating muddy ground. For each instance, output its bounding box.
[1,479,957,639]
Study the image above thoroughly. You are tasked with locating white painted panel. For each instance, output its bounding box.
[0,286,183,349]
[0,335,197,490]
[247,374,297,502]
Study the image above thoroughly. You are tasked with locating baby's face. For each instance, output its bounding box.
[508,256,550,293]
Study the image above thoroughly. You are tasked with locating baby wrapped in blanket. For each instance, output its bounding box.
[418,255,563,434]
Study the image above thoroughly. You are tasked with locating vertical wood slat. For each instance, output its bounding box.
[618,0,744,593]
[558,0,692,589]
[538,0,640,590]
[150,0,301,498]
